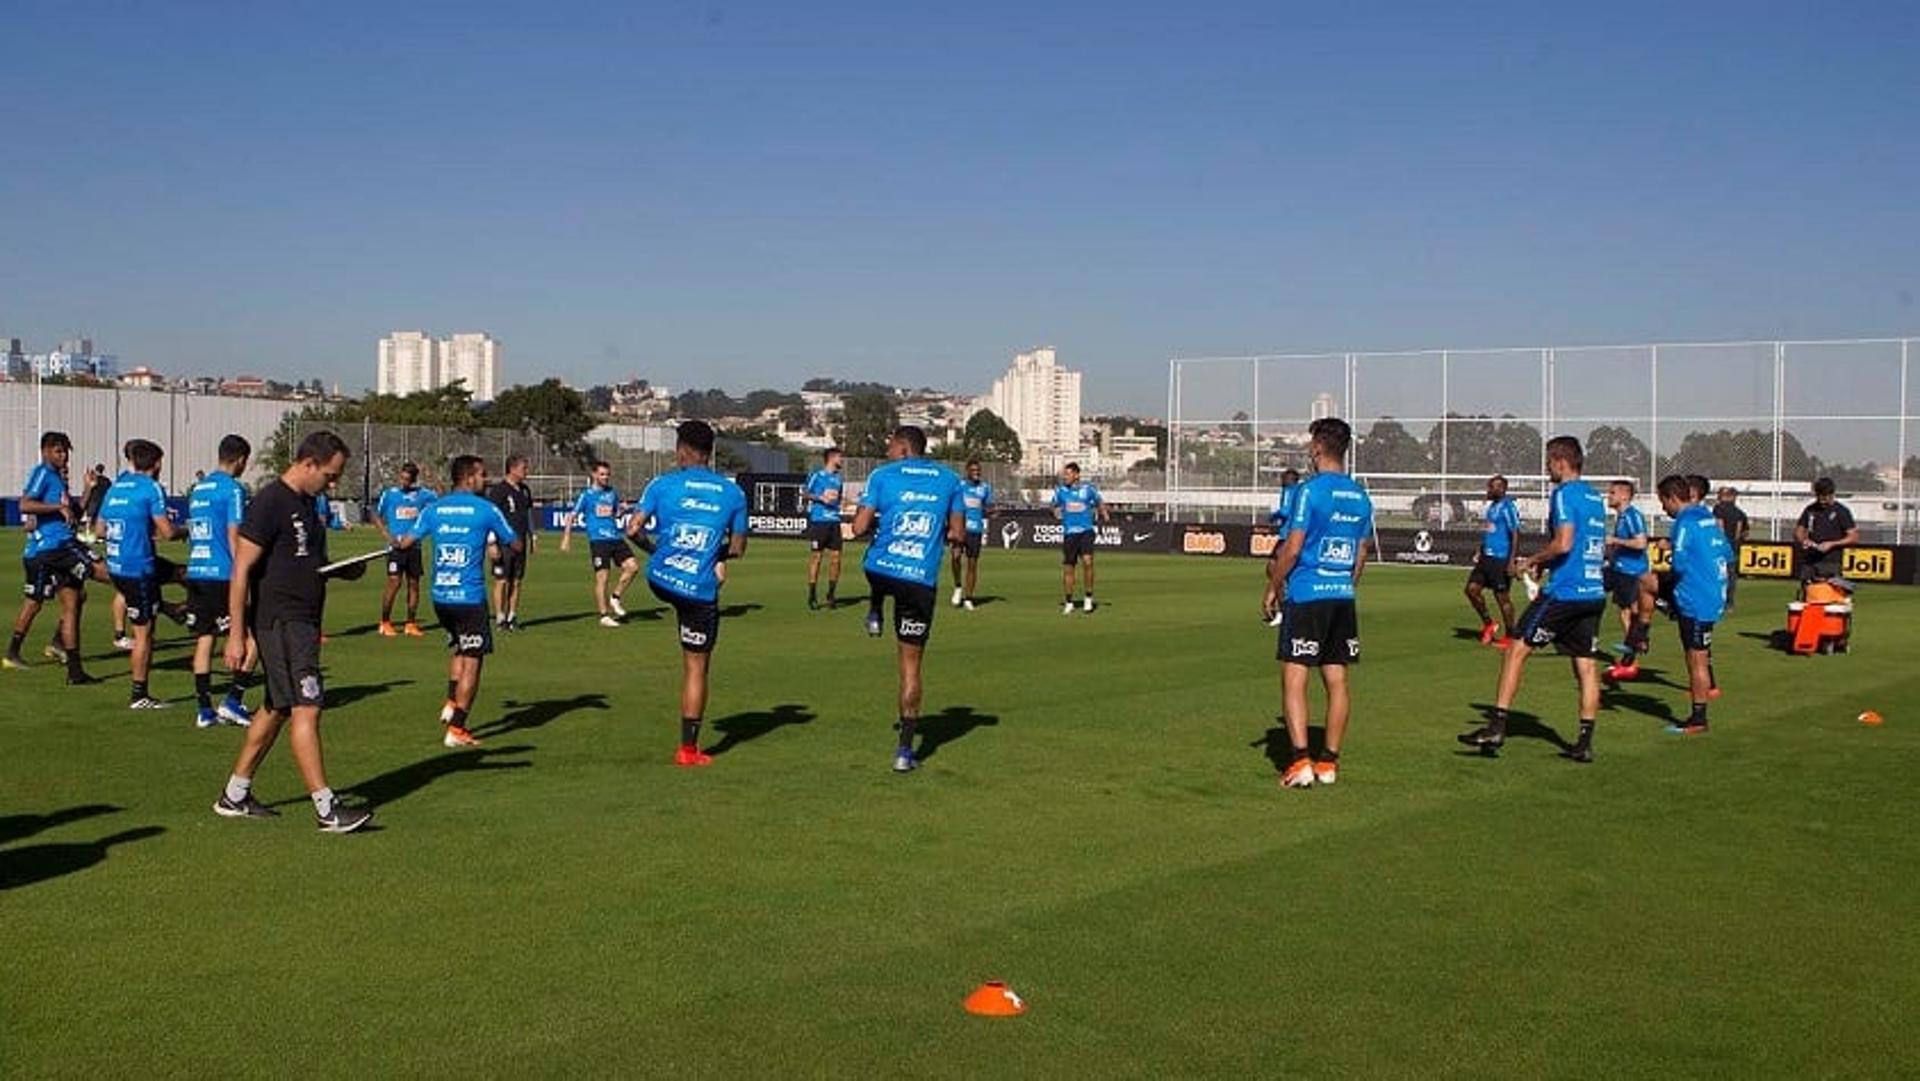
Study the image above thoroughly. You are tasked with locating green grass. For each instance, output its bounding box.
[3,532,1918,1077]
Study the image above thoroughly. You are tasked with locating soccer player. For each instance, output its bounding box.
[212,429,373,833]
[100,439,186,709]
[628,421,748,766]
[1603,480,1653,679]
[1263,418,1373,789]
[1712,487,1749,610]
[950,458,993,610]
[561,460,639,627]
[802,447,846,610]
[852,426,966,773]
[184,435,258,729]
[1265,469,1304,627]
[6,431,105,682]
[375,461,436,636]
[1464,474,1521,645]
[1459,435,1609,763]
[1659,474,1732,735]
[394,454,522,747]
[1050,462,1108,614]
[486,454,535,630]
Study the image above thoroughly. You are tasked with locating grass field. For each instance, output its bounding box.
[3,530,1918,1077]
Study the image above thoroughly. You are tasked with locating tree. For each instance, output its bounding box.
[1660,428,1811,482]
[1431,413,1544,475]
[742,388,802,415]
[1129,457,1165,476]
[962,408,1022,464]
[777,403,811,431]
[841,392,899,457]
[488,378,596,462]
[1357,418,1430,473]
[1585,425,1652,480]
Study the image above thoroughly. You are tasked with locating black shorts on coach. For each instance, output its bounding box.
[866,570,935,647]
[1278,599,1360,666]
[256,619,325,712]
[648,581,720,654]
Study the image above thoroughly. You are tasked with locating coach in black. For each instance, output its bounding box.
[211,430,373,834]
[487,453,536,630]
[1794,477,1858,583]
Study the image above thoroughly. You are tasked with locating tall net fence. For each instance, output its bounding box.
[1169,338,1917,541]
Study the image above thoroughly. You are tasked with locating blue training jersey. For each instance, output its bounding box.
[636,466,748,603]
[1670,504,1731,624]
[186,470,248,581]
[805,468,845,525]
[1611,504,1650,577]
[571,486,626,542]
[409,491,518,607]
[1481,497,1521,560]
[22,463,74,557]
[1268,483,1302,526]
[1284,472,1374,603]
[860,457,964,587]
[959,479,993,535]
[101,471,169,579]
[1051,482,1102,535]
[377,485,435,536]
[1544,479,1608,602]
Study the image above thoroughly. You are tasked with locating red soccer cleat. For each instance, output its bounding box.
[674,745,713,768]
[1493,636,1516,651]
[1707,686,1723,700]
[442,725,482,748]
[1478,623,1498,645]
[1606,662,1641,682]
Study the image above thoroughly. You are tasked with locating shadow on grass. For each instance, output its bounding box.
[0,803,121,846]
[1461,704,1571,753]
[512,611,598,630]
[964,595,1007,607]
[1603,689,1680,725]
[471,694,610,739]
[718,603,764,618]
[914,706,1000,762]
[705,703,816,757]
[335,744,536,807]
[1,826,165,891]
[1251,723,1329,770]
[326,679,415,710]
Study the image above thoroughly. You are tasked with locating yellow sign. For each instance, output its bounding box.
[1649,538,1672,573]
[1738,544,1795,578]
[1842,547,1894,582]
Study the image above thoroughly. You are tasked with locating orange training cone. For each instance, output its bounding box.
[1858,710,1884,726]
[964,981,1027,1017]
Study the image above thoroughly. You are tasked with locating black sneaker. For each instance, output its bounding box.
[67,671,103,686]
[1457,725,1505,750]
[315,804,374,833]
[808,595,820,611]
[212,793,281,819]
[1563,742,1594,764]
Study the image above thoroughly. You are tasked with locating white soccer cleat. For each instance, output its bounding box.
[1267,611,1284,627]
[1061,602,1074,616]
[609,596,627,618]
[951,587,964,608]
[599,615,621,629]
[1082,597,1095,613]
[963,599,975,611]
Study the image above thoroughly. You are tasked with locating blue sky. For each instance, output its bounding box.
[2,1,1916,412]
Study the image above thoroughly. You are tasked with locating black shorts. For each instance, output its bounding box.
[256,619,325,712]
[1676,615,1715,652]
[152,555,184,584]
[1468,554,1512,593]
[184,579,234,637]
[1654,570,1677,613]
[434,602,494,658]
[111,575,161,627]
[959,532,984,560]
[806,520,843,552]
[649,581,720,654]
[1515,597,1605,656]
[1062,531,1096,564]
[866,571,935,647]
[21,541,98,601]
[1605,568,1647,610]
[491,548,527,581]
[590,539,636,571]
[1278,599,1360,666]
[387,546,423,579]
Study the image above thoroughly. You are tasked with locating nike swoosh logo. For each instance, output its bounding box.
[1132,533,1153,543]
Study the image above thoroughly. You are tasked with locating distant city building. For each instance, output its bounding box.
[118,366,164,390]
[377,330,501,401]
[440,332,501,402]
[1311,392,1336,421]
[221,376,269,398]
[988,346,1082,467]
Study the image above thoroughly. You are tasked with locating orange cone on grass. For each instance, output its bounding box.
[1858,710,1884,726]
[964,981,1027,1017]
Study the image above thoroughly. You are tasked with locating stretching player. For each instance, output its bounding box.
[375,462,436,636]
[6,431,105,682]
[1658,474,1732,734]
[486,454,535,630]
[1603,480,1653,679]
[950,458,993,610]
[100,439,186,709]
[1464,474,1521,646]
[853,426,966,773]
[1460,436,1608,763]
[1263,418,1373,789]
[561,460,639,627]
[184,435,258,729]
[1051,462,1108,614]
[395,454,521,747]
[629,421,748,766]
[803,447,845,610]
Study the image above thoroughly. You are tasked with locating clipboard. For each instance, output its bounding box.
[318,548,391,575]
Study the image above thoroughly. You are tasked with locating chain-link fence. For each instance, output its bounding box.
[1169,338,1917,541]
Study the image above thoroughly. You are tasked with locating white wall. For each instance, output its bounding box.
[1,382,299,495]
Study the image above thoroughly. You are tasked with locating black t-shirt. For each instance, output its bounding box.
[82,474,111,519]
[1797,501,1855,545]
[1712,502,1749,541]
[239,478,330,626]
[485,480,534,537]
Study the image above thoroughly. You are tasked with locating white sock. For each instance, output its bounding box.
[311,787,335,817]
[224,774,251,803]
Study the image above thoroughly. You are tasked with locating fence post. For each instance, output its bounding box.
[1250,356,1261,493]
[1649,344,1660,499]
[1900,339,1910,545]
[1771,341,1786,542]
[1440,350,1450,516]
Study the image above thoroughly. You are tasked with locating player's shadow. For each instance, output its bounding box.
[0,803,121,846]
[470,694,610,739]
[1459,705,1571,753]
[705,703,816,757]
[718,603,764,618]
[913,706,1001,762]
[1603,690,1680,724]
[1607,667,1689,692]
[1251,723,1328,768]
[968,595,1007,607]
[1450,626,1489,642]
[512,611,597,630]
[335,744,536,807]
[1,826,165,891]
[326,679,415,709]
